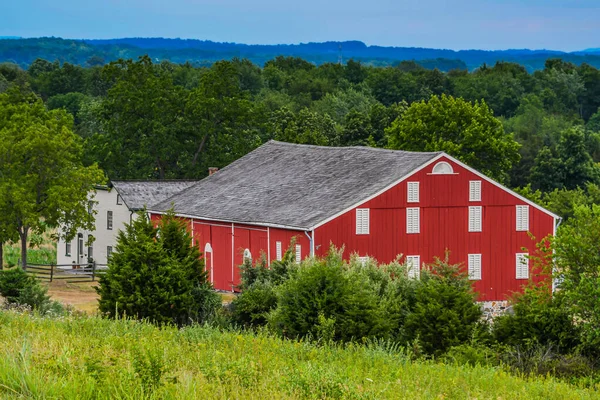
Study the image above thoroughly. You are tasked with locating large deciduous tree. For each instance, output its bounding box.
[386,94,520,183]
[0,88,104,269]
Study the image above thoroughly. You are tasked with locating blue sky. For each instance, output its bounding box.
[3,0,599,51]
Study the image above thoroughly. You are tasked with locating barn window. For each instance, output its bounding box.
[107,211,113,230]
[406,255,420,279]
[469,206,482,232]
[356,208,370,235]
[407,182,419,203]
[276,241,282,261]
[406,208,420,234]
[516,205,529,231]
[65,242,71,256]
[469,181,481,202]
[468,254,482,280]
[243,248,252,263]
[295,244,302,264]
[432,161,454,174]
[516,253,529,279]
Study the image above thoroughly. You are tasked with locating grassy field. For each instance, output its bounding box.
[0,312,597,399]
[2,234,57,267]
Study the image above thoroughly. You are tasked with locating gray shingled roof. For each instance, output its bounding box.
[150,141,442,230]
[112,180,198,211]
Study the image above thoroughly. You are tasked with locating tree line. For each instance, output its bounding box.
[3,54,600,265]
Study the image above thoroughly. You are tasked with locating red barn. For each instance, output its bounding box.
[149,141,559,301]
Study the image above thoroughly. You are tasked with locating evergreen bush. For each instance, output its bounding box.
[96,210,220,326]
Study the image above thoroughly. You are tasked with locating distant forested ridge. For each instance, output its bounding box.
[3,37,600,71]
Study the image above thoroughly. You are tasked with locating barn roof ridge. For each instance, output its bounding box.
[149,141,442,229]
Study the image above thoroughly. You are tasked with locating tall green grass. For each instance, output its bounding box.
[0,311,596,399]
[2,243,57,267]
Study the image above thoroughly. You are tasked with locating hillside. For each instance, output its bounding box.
[3,37,600,71]
[0,311,596,399]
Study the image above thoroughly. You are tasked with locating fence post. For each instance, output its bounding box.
[92,261,96,281]
[50,263,54,283]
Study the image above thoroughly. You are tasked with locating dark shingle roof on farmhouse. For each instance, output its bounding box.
[150,141,441,230]
[112,180,198,211]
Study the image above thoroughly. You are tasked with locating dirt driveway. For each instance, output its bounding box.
[46,281,99,314]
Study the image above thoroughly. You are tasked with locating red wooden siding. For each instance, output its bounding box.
[314,156,555,301]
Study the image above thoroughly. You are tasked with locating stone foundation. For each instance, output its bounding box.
[480,300,511,322]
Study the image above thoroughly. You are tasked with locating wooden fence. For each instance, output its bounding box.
[26,262,108,283]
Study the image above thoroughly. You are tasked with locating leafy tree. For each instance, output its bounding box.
[97,211,220,325]
[184,60,264,176]
[387,94,520,183]
[553,205,600,353]
[0,87,104,268]
[96,56,188,179]
[270,107,338,146]
[555,126,599,190]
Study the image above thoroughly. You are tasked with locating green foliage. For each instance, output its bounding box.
[0,267,63,313]
[0,87,104,268]
[270,249,388,342]
[96,210,220,326]
[231,281,277,328]
[386,94,520,183]
[401,256,485,357]
[553,205,600,353]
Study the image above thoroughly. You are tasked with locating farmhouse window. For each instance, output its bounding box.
[407,182,419,203]
[107,211,113,230]
[65,242,71,256]
[516,205,529,231]
[87,235,94,260]
[406,208,420,234]
[276,241,282,261]
[469,206,482,232]
[88,200,94,214]
[107,246,113,259]
[468,254,482,280]
[406,255,420,279]
[469,181,481,202]
[295,244,301,264]
[516,253,529,279]
[116,194,123,205]
[356,208,370,235]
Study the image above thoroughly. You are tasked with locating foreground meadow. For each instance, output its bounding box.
[0,312,597,399]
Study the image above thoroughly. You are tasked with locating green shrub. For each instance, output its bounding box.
[401,256,484,357]
[0,267,34,303]
[97,210,220,326]
[231,281,277,328]
[0,267,64,314]
[270,249,388,342]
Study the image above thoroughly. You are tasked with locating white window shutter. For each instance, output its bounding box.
[516,253,529,279]
[468,254,482,280]
[406,208,420,234]
[406,255,420,279]
[356,209,370,235]
[469,181,481,202]
[357,256,369,266]
[469,206,482,232]
[295,244,302,264]
[516,205,529,231]
[276,241,282,261]
[407,182,419,203]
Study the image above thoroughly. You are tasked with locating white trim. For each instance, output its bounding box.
[356,208,370,235]
[309,154,446,230]
[231,223,235,292]
[295,244,302,264]
[267,227,271,267]
[150,152,560,233]
[468,253,482,280]
[406,207,420,234]
[431,161,454,174]
[516,205,529,232]
[469,181,482,202]
[468,206,482,232]
[148,210,304,231]
[406,255,420,279]
[440,154,560,220]
[311,229,315,256]
[275,241,282,261]
[407,181,419,203]
[516,253,529,280]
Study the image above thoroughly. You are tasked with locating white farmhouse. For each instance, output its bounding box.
[57,180,197,267]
